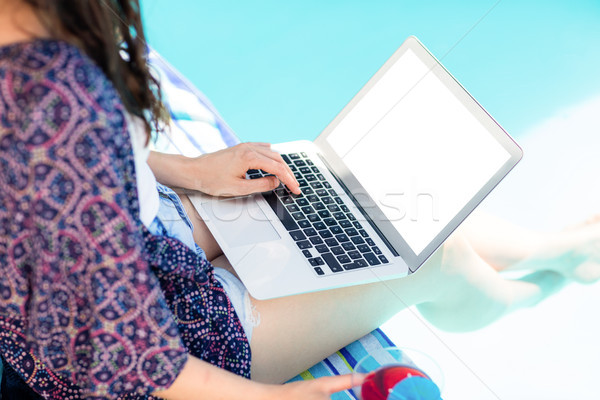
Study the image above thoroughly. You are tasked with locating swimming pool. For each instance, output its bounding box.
[142,0,600,144]
[143,2,600,398]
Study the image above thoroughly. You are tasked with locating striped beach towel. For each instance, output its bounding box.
[149,50,397,399]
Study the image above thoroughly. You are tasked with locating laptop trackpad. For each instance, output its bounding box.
[215,197,281,248]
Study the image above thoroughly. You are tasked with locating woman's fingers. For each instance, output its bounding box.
[246,143,300,194]
[237,175,280,195]
[245,150,300,194]
[251,144,297,183]
[316,374,363,394]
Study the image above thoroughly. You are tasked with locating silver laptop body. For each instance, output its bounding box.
[189,36,522,300]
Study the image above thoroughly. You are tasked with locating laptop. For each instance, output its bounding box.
[189,36,522,300]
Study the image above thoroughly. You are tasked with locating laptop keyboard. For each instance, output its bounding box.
[246,152,389,276]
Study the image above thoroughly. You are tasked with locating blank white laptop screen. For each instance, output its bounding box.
[326,49,511,255]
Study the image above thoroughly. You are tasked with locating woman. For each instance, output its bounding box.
[1,0,598,399]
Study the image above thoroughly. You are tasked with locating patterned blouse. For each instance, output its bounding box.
[0,40,250,399]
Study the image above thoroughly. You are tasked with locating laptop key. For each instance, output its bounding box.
[357,244,370,253]
[304,228,318,237]
[341,205,350,213]
[301,187,313,195]
[334,197,344,205]
[322,253,343,273]
[294,172,302,179]
[348,251,362,260]
[322,196,334,204]
[262,192,299,231]
[298,220,311,229]
[311,166,319,173]
[316,189,328,197]
[296,198,309,206]
[297,179,308,187]
[359,229,369,238]
[351,236,365,245]
[296,240,312,250]
[309,236,324,245]
[325,238,338,247]
[327,204,340,212]
[366,238,375,246]
[307,195,320,202]
[339,220,352,228]
[305,174,317,182]
[319,230,333,238]
[315,245,328,253]
[330,226,342,234]
[378,255,389,263]
[300,152,308,157]
[313,202,325,211]
[309,258,319,267]
[281,154,291,163]
[289,153,300,159]
[331,246,344,255]
[307,214,320,223]
[313,221,327,230]
[282,196,295,205]
[347,213,357,221]
[306,159,314,165]
[345,228,358,237]
[364,252,381,266]
[345,259,368,270]
[317,174,326,181]
[286,204,300,213]
[333,212,346,220]
[302,249,312,258]
[310,182,324,189]
[323,181,331,188]
[301,206,315,214]
[353,221,363,229]
[289,230,306,241]
[328,189,337,196]
[318,210,331,218]
[294,160,306,166]
[372,246,382,255]
[324,218,337,227]
[314,267,325,275]
[335,234,350,243]
[341,242,355,251]
[337,254,351,264]
[292,212,305,221]
[300,166,311,174]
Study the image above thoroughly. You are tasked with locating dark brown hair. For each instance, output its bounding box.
[25,0,168,141]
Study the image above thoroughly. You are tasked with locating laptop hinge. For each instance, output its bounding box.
[317,153,400,257]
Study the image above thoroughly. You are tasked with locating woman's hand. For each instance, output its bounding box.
[265,374,362,400]
[153,356,361,400]
[148,143,300,197]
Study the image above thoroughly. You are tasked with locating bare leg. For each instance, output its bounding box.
[247,234,566,383]
[178,193,224,262]
[461,210,600,283]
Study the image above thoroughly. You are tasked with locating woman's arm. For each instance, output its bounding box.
[153,356,359,400]
[147,142,301,197]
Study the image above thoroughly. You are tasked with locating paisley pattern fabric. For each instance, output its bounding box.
[0,40,250,399]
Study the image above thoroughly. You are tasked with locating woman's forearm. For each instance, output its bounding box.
[153,356,273,400]
[147,151,197,190]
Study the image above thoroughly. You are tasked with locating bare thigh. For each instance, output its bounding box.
[247,250,443,384]
[178,193,223,262]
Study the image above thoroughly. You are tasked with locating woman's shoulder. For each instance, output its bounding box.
[0,38,128,148]
[0,38,125,119]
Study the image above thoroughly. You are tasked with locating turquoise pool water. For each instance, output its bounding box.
[142,0,600,143]
[140,3,600,399]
